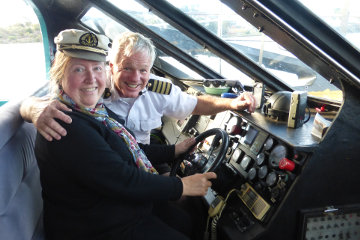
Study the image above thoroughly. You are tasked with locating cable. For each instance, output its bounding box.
[211,215,220,240]
[304,106,311,124]
[204,189,239,240]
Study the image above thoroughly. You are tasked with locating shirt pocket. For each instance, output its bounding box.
[139,118,162,131]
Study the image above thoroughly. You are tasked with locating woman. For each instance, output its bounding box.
[35,29,216,240]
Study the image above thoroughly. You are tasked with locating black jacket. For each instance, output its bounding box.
[35,108,183,240]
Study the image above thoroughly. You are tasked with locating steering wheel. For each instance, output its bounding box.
[170,128,229,177]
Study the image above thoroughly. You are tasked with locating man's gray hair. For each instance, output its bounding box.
[109,32,156,66]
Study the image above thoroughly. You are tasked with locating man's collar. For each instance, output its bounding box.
[106,86,147,102]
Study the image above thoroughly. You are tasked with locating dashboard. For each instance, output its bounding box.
[162,85,321,239]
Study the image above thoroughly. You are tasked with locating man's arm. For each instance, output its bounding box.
[19,96,72,141]
[192,91,256,115]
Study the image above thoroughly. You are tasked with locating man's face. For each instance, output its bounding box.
[110,51,152,98]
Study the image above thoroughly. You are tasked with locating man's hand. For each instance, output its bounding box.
[230,91,256,113]
[20,97,72,141]
[174,137,196,158]
[181,172,217,196]
[193,91,256,116]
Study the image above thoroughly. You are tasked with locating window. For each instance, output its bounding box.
[0,0,47,107]
[299,0,360,51]
[83,0,343,102]
[81,7,203,80]
[165,0,341,101]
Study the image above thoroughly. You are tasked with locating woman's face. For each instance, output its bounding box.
[62,58,106,108]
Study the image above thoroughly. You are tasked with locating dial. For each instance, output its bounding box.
[240,155,252,170]
[231,148,242,163]
[269,144,287,168]
[266,171,278,186]
[256,152,265,165]
[258,165,268,179]
[226,148,233,156]
[226,117,242,135]
[248,167,257,181]
[264,137,274,151]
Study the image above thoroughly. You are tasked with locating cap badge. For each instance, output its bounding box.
[79,33,98,47]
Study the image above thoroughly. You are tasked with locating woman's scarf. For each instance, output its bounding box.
[57,91,158,174]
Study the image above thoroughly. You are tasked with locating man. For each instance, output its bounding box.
[20,31,256,144]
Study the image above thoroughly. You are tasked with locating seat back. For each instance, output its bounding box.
[0,101,44,240]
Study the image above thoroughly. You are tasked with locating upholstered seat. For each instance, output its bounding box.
[0,101,44,240]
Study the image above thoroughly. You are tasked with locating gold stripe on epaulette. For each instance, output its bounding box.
[156,81,162,93]
[152,79,159,92]
[161,81,168,94]
[164,82,171,95]
[161,82,167,94]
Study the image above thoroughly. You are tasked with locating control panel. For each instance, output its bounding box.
[163,105,314,237]
[217,111,309,224]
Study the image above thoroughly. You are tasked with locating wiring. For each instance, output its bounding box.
[204,188,239,240]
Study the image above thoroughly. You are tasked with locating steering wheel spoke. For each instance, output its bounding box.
[170,128,229,177]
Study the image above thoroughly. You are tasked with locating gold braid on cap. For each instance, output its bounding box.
[58,44,107,56]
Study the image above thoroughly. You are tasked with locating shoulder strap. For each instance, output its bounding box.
[147,79,172,95]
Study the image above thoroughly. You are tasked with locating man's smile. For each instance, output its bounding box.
[126,83,141,89]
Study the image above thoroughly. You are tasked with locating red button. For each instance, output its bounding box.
[279,158,295,171]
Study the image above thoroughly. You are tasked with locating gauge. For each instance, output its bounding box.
[231,148,242,163]
[258,165,268,179]
[226,148,233,156]
[240,155,252,170]
[269,144,287,168]
[248,167,257,181]
[264,137,274,151]
[256,152,265,165]
[266,171,278,186]
[226,116,242,135]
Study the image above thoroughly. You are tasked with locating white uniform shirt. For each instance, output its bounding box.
[104,74,198,144]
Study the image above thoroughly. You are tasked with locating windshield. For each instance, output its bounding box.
[81,0,343,102]
[299,0,360,52]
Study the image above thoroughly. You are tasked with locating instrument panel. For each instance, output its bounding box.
[183,109,316,237]
[163,91,318,237]
[220,111,309,223]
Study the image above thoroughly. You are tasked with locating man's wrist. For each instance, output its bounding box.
[19,98,34,122]
[19,96,50,123]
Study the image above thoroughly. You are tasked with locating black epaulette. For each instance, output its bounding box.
[147,79,172,95]
[103,88,112,99]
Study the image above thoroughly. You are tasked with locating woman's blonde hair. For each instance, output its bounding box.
[49,51,72,96]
